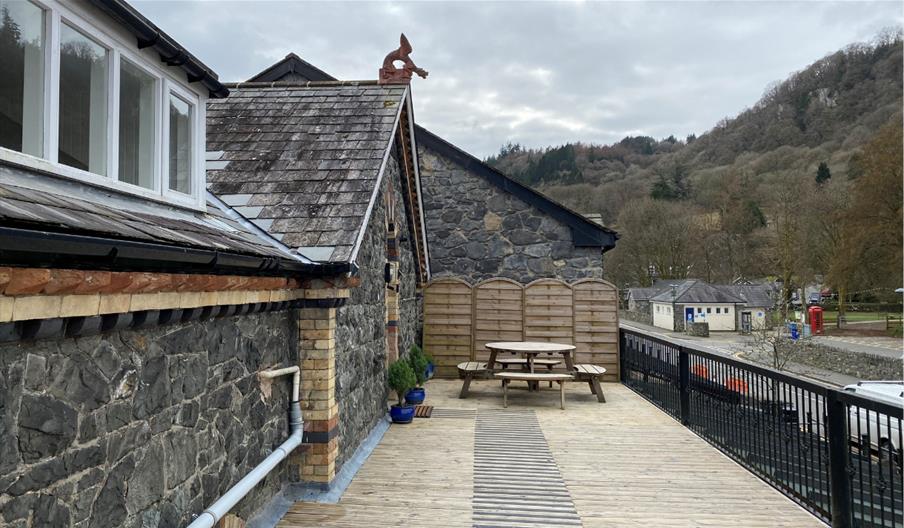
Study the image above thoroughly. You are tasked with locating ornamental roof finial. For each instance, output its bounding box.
[379,33,429,85]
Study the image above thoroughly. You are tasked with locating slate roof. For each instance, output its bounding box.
[721,284,776,308]
[248,53,335,83]
[650,280,746,304]
[0,163,299,261]
[206,81,408,263]
[627,287,660,301]
[239,53,618,251]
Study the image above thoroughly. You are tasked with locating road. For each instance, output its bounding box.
[618,320,860,387]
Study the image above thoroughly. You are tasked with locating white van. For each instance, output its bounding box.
[842,381,902,454]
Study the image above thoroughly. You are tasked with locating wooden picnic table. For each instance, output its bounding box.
[457,341,579,399]
[486,341,576,392]
[485,341,576,372]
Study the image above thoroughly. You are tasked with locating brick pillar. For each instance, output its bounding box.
[386,288,399,364]
[386,217,400,363]
[298,307,339,485]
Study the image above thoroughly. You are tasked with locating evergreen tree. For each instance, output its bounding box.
[815,161,832,184]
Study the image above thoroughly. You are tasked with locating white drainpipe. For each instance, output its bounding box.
[187,366,303,528]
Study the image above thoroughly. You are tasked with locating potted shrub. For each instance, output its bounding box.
[404,345,429,405]
[410,343,434,381]
[424,350,436,380]
[388,359,416,424]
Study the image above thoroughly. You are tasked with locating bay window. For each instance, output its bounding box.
[0,0,205,208]
[0,0,44,157]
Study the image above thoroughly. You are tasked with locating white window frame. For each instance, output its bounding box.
[162,82,201,201]
[115,54,162,193]
[0,0,206,210]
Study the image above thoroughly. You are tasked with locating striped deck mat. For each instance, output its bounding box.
[431,408,478,419]
[414,405,433,418]
[472,409,581,527]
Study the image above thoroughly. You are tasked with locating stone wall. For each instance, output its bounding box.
[673,304,686,332]
[394,164,423,359]
[786,342,902,380]
[334,145,421,470]
[418,145,602,284]
[687,322,710,337]
[620,309,652,326]
[334,186,387,471]
[0,310,296,528]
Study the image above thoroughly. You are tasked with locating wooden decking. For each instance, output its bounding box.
[279,380,824,528]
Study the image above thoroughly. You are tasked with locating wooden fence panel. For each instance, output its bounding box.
[473,278,524,363]
[524,279,574,345]
[422,279,473,378]
[573,279,619,381]
[424,277,619,379]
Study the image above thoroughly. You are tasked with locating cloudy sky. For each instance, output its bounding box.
[136,1,902,157]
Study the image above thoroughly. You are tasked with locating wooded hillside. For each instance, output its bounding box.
[487,32,903,301]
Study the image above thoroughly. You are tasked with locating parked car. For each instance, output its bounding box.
[843,381,902,459]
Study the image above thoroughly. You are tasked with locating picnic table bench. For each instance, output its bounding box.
[573,364,607,403]
[495,372,574,409]
[458,342,608,406]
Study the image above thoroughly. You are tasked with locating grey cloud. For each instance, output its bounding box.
[135,1,902,157]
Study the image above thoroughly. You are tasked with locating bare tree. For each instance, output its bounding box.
[746,324,808,371]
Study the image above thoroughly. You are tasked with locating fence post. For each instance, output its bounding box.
[826,390,852,528]
[678,347,690,425]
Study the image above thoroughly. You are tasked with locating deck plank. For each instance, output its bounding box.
[278,380,823,528]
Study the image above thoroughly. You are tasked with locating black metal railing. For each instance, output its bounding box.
[620,328,903,528]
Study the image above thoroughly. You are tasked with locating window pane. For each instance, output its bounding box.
[0,0,44,156]
[118,59,155,188]
[59,23,107,175]
[168,94,191,194]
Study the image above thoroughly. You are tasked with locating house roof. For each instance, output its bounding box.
[241,53,619,250]
[0,164,342,275]
[206,81,409,263]
[248,53,335,83]
[627,287,660,301]
[721,284,776,308]
[414,126,619,249]
[650,280,746,304]
[88,0,227,97]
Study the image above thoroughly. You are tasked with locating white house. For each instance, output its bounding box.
[649,280,746,332]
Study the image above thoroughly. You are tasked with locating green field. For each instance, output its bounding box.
[820,311,894,323]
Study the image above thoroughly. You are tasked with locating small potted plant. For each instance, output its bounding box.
[388,359,416,424]
[417,345,435,380]
[425,351,436,380]
[404,345,429,405]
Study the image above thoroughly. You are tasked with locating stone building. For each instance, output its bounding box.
[650,280,747,332]
[0,1,390,526]
[0,5,619,527]
[246,55,619,287]
[205,74,430,477]
[415,127,617,284]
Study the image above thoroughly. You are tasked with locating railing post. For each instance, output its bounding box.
[678,347,690,425]
[826,390,852,528]
[619,329,626,382]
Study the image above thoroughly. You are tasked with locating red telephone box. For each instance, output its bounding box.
[808,306,824,335]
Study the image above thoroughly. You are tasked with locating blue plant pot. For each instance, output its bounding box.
[405,387,426,405]
[390,404,415,424]
[425,362,435,380]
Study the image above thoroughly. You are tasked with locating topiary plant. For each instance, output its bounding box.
[407,345,428,387]
[388,359,416,406]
